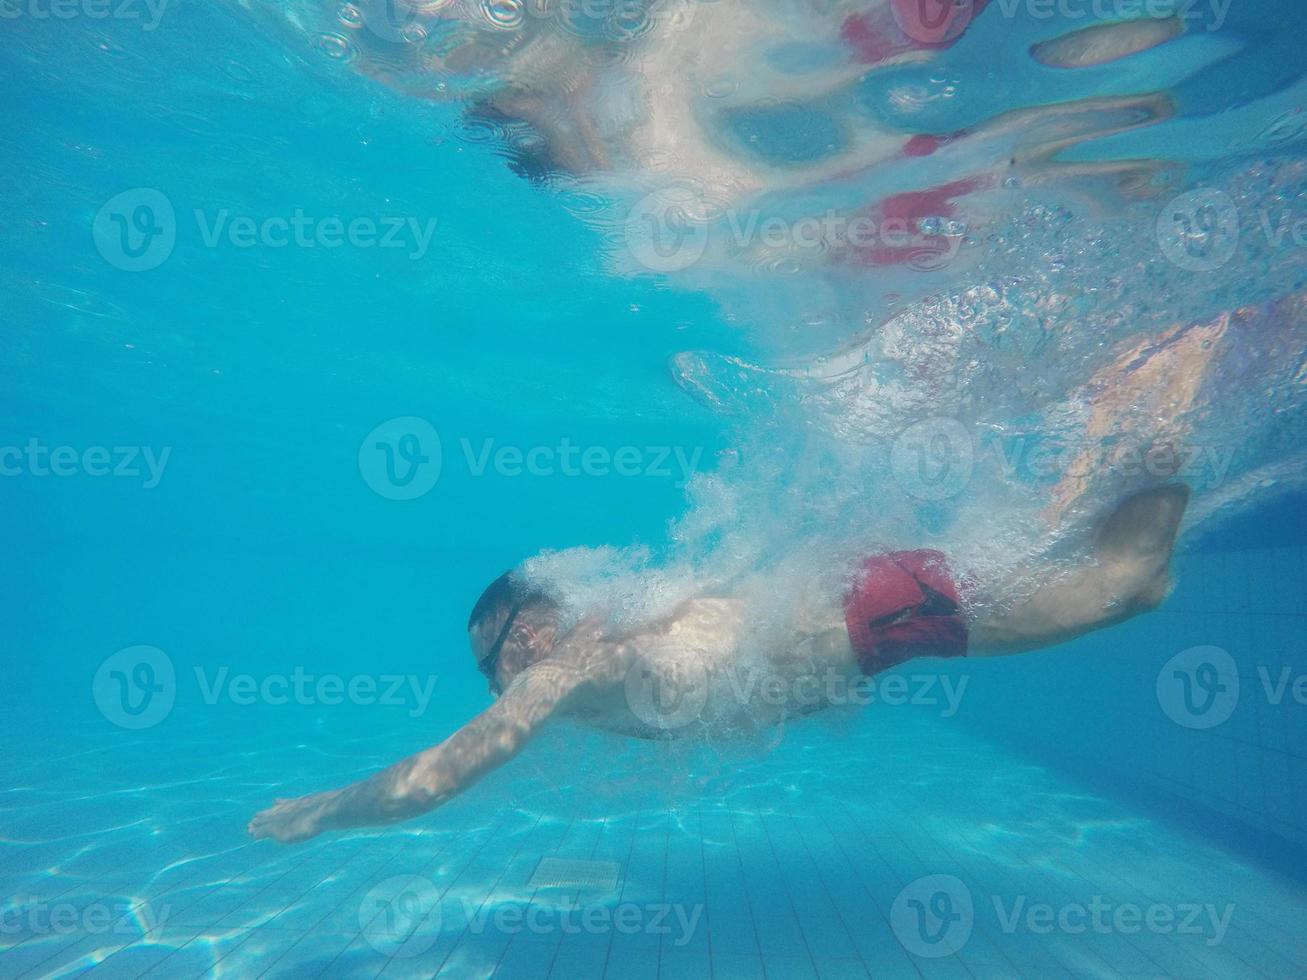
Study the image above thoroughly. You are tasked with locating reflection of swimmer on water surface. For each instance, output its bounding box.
[250,484,1187,843]
[1044,311,1229,529]
[1043,289,1307,531]
[337,0,1184,264]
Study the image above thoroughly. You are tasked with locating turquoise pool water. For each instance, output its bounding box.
[5,0,1307,977]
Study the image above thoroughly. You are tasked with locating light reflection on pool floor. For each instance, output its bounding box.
[2,705,1305,979]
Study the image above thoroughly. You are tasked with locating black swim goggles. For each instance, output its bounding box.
[476,600,525,695]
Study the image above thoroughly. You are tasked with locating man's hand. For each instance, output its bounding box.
[246,655,610,844]
[248,790,342,844]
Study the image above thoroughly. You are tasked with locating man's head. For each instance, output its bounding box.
[467,571,562,695]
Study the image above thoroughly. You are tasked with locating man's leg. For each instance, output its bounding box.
[970,484,1190,656]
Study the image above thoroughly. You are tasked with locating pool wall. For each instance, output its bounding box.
[951,540,1307,853]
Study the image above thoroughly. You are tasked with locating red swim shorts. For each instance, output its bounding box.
[843,549,968,676]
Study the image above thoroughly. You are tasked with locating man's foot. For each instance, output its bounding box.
[1095,484,1191,612]
[1096,484,1191,562]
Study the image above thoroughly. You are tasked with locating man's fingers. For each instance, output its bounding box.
[248,798,317,845]
[248,804,279,838]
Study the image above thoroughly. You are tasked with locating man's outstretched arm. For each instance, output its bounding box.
[248,661,586,844]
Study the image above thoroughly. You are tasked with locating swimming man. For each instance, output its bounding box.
[249,484,1188,843]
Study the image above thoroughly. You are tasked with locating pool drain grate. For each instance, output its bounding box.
[528,858,622,891]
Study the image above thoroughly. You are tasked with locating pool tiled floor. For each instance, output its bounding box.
[3,707,1307,978]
